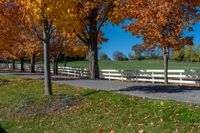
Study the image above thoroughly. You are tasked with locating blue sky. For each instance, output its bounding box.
[100,22,200,58]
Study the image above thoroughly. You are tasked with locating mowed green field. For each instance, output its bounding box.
[61,60,200,70]
[0,75,200,132]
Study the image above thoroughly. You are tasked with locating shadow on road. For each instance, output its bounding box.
[116,85,200,93]
[52,77,81,81]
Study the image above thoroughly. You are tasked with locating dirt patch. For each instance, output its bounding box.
[37,95,82,113]
[4,94,83,119]
[0,79,8,86]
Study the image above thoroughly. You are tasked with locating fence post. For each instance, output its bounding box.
[86,69,89,78]
[99,70,101,79]
[180,72,183,85]
[121,70,124,82]
[109,71,111,80]
[81,69,83,78]
[152,72,154,84]
[67,68,69,76]
[74,69,76,78]
[136,70,139,82]
[59,67,61,74]
[132,71,134,81]
[79,69,81,77]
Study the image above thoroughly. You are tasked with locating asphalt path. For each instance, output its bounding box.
[1,70,200,104]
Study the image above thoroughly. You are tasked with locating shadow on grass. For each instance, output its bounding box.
[116,85,200,93]
[82,90,101,97]
[0,125,7,133]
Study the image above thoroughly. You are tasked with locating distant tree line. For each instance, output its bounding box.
[99,45,200,62]
[172,46,200,62]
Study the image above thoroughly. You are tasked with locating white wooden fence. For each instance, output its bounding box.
[0,63,199,85]
[56,67,88,78]
[100,69,200,85]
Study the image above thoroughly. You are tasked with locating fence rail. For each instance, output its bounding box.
[0,63,199,85]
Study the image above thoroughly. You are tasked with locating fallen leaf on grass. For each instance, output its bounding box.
[139,129,144,133]
[160,101,164,106]
[98,127,104,133]
[109,129,114,133]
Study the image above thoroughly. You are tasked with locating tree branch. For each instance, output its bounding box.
[97,3,114,33]
[27,10,45,42]
[76,33,88,44]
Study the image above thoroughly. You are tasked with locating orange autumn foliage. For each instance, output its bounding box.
[124,0,197,50]
[0,2,41,60]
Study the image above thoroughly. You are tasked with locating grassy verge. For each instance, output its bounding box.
[58,60,200,70]
[0,75,200,133]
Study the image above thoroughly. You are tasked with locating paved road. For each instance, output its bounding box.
[1,70,200,104]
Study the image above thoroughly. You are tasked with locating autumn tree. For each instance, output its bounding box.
[50,31,86,75]
[0,2,21,60]
[15,29,41,72]
[185,0,200,6]
[0,1,40,72]
[50,30,67,75]
[14,0,58,96]
[132,44,143,60]
[124,0,197,84]
[25,36,42,73]
[51,0,124,79]
[63,38,88,62]
[0,1,29,71]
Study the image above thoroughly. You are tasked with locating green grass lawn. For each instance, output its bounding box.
[60,60,200,70]
[0,75,200,133]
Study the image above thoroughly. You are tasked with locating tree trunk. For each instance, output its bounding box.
[64,57,67,67]
[163,47,169,84]
[11,59,15,70]
[20,58,25,72]
[43,30,52,96]
[88,44,99,79]
[88,8,99,79]
[56,60,58,75]
[5,60,9,68]
[31,54,36,73]
[53,59,58,75]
